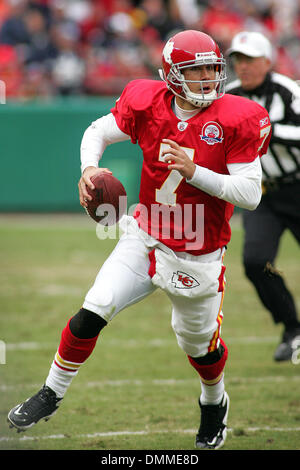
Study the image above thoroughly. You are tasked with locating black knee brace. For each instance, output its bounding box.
[69,308,107,339]
[191,343,225,365]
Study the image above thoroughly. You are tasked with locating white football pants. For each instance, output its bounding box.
[83,219,225,358]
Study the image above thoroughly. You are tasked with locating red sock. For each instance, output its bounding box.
[54,319,99,372]
[188,339,228,385]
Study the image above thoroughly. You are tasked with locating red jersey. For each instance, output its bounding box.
[111,80,271,254]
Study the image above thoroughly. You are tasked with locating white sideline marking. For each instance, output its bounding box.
[1,426,300,443]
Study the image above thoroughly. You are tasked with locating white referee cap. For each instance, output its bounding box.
[227,31,273,61]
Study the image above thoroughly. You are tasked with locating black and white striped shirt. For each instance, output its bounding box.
[226,72,300,183]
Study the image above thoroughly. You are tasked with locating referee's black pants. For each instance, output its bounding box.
[242,181,300,330]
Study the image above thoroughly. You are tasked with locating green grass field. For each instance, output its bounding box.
[0,213,299,451]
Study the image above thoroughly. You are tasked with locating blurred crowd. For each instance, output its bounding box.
[0,0,299,100]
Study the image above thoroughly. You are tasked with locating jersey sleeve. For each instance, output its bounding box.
[225,108,272,164]
[111,81,138,144]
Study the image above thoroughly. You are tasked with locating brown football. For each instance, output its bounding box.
[85,172,127,225]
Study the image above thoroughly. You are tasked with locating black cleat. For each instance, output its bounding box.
[7,385,62,432]
[195,392,229,450]
[274,328,300,362]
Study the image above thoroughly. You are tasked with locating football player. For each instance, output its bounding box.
[8,30,271,450]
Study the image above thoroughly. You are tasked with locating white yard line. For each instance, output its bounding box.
[1,426,300,443]
[4,335,279,352]
[1,375,300,393]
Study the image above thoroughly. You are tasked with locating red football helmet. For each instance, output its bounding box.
[159,30,226,108]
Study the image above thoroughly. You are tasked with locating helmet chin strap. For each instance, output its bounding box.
[182,84,217,108]
[158,68,218,109]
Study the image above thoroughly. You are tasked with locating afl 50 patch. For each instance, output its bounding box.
[201,121,224,145]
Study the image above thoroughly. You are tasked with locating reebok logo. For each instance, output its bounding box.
[171,271,200,289]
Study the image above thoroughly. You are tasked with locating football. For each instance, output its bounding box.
[85,172,127,225]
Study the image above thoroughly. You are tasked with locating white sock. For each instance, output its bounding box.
[45,361,78,399]
[200,374,225,405]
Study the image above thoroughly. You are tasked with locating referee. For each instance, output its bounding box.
[226,31,300,361]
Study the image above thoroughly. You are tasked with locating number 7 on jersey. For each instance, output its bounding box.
[156,143,195,206]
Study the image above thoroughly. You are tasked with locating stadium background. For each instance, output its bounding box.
[0,0,299,212]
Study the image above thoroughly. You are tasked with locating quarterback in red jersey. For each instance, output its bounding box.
[8,30,271,450]
[111,78,270,253]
